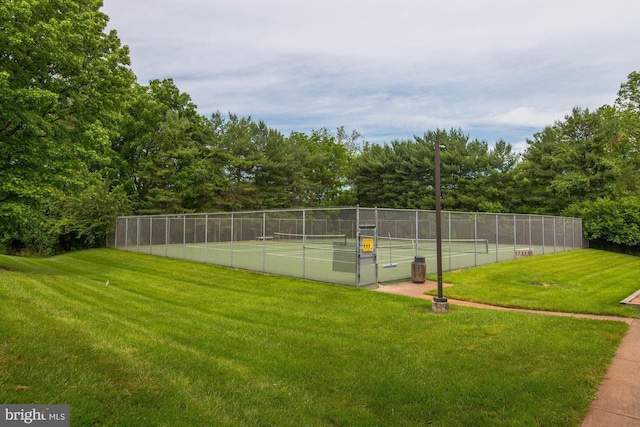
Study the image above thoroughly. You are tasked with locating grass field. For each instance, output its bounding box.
[429,249,640,318]
[0,249,631,426]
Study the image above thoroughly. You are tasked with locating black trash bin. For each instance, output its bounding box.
[411,255,426,283]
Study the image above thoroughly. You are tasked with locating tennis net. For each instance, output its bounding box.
[273,232,348,246]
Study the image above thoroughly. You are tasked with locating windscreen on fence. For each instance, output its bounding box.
[108,207,584,287]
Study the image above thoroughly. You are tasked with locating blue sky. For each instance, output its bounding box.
[102,0,640,151]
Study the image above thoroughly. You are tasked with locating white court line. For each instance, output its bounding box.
[185,244,338,260]
[267,253,336,263]
[185,244,301,254]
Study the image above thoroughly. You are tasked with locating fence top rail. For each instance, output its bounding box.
[115,206,360,220]
[365,207,580,221]
[115,207,582,223]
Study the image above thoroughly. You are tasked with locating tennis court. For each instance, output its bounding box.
[109,207,584,287]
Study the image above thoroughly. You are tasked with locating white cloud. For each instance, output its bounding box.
[490,107,565,128]
[102,0,640,146]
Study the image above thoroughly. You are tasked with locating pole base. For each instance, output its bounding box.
[432,298,449,313]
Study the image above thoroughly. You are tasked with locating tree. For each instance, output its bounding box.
[480,139,520,213]
[0,0,134,253]
[351,129,517,211]
[207,116,358,210]
[211,114,278,210]
[616,71,640,114]
[302,128,357,206]
[565,196,640,248]
[59,179,132,250]
[517,107,621,214]
[112,79,222,214]
[351,139,430,209]
[608,71,640,196]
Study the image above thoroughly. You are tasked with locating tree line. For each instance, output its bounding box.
[2,1,639,254]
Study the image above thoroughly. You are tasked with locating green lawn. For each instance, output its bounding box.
[0,249,629,426]
[428,249,640,317]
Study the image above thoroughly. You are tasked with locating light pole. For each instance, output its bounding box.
[433,139,449,313]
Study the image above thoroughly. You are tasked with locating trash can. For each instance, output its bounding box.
[411,255,426,283]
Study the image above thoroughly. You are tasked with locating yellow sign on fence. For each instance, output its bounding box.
[362,238,374,253]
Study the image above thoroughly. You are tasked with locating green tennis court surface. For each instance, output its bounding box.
[132,239,560,286]
[111,207,583,286]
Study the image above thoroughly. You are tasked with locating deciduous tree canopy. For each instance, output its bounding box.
[1,0,134,253]
[1,1,639,253]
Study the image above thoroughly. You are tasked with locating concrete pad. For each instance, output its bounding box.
[602,356,640,385]
[614,321,640,361]
[590,377,640,419]
[581,409,640,427]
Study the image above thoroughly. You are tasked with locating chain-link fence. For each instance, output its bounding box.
[108,207,584,287]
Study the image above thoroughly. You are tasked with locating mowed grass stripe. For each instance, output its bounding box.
[0,249,629,426]
[434,249,640,317]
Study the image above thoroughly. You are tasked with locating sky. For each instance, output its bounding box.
[102,0,640,151]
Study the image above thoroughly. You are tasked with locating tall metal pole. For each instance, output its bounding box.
[433,140,448,311]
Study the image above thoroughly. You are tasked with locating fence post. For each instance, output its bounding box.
[474,213,478,266]
[302,209,306,280]
[356,205,360,287]
[495,214,499,262]
[204,214,208,246]
[542,216,545,254]
[513,215,517,258]
[553,217,557,253]
[375,206,379,286]
[230,213,234,267]
[415,210,419,257]
[125,218,129,251]
[149,217,153,254]
[448,212,452,272]
[165,217,168,257]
